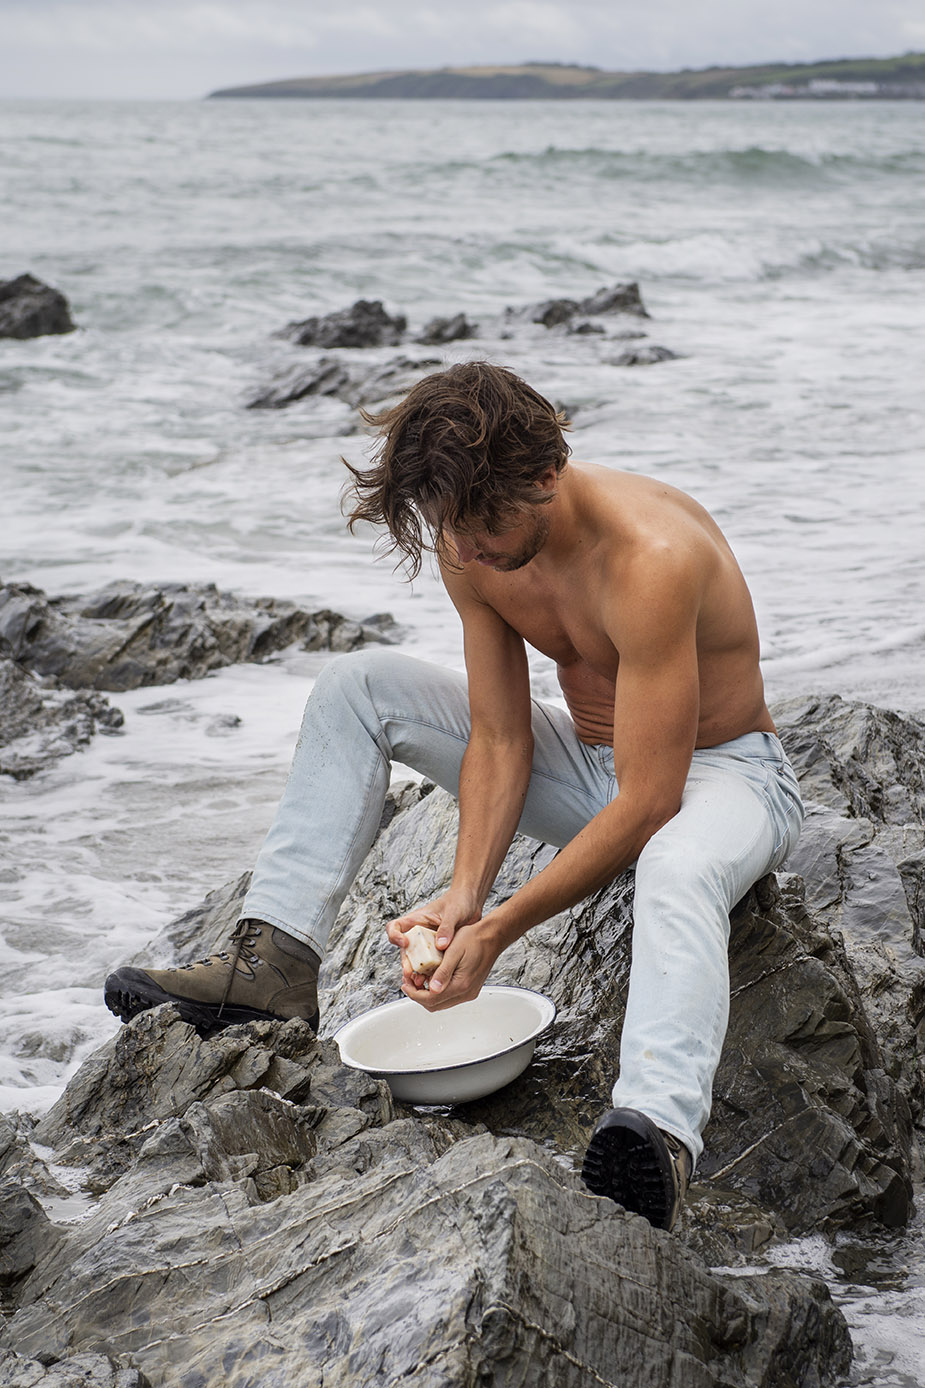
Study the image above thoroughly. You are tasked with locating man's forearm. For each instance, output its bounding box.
[450,732,533,910]
[484,794,674,950]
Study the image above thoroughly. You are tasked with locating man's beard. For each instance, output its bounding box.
[492,510,550,571]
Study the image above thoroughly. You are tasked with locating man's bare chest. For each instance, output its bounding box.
[481,576,619,679]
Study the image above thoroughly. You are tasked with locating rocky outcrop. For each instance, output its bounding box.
[278,298,407,348]
[506,281,649,328]
[772,695,925,1128]
[0,659,123,780]
[415,311,477,344]
[0,580,397,694]
[253,283,678,412]
[0,1349,150,1386]
[317,785,913,1235]
[0,276,76,340]
[1,1011,851,1387]
[248,354,441,411]
[5,695,922,1382]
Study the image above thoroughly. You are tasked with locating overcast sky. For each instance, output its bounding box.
[1,0,922,101]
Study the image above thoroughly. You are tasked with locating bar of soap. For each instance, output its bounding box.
[404,923,443,976]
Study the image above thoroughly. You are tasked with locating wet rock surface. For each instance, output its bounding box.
[773,694,925,1129]
[4,695,922,1383]
[0,1348,150,1386]
[248,353,441,411]
[278,298,407,348]
[2,1014,851,1388]
[0,659,123,780]
[0,276,76,340]
[253,282,678,413]
[0,580,397,695]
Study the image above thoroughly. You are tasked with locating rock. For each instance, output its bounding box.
[247,354,441,411]
[0,581,397,693]
[0,1348,150,1386]
[1,1008,850,1386]
[278,298,406,348]
[15,694,925,1379]
[0,275,76,340]
[415,311,477,344]
[609,344,680,366]
[579,282,650,317]
[320,785,913,1234]
[0,658,123,781]
[772,695,925,1126]
[509,281,650,328]
[246,356,353,409]
[774,693,925,827]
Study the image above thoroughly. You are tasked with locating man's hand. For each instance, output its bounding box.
[400,917,502,1011]
[386,889,482,990]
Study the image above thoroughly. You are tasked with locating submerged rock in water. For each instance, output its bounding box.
[609,343,681,366]
[415,311,477,344]
[0,580,397,693]
[0,274,76,340]
[0,657,123,780]
[248,354,440,411]
[278,298,407,348]
[507,281,650,328]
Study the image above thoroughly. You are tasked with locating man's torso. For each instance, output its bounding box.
[454,464,775,749]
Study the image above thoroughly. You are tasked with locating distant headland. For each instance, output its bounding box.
[207,53,925,101]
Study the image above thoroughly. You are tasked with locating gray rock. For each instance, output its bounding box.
[0,659,123,780]
[321,786,913,1234]
[246,355,353,408]
[508,281,650,328]
[579,282,650,317]
[772,695,925,1126]
[415,311,477,344]
[0,581,397,692]
[279,298,406,348]
[609,344,681,366]
[774,693,925,826]
[0,276,76,340]
[0,1349,149,1386]
[248,354,441,411]
[1,1011,850,1386]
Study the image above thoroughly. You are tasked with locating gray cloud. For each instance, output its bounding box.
[1,0,922,100]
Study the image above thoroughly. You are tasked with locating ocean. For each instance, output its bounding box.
[1,96,924,1382]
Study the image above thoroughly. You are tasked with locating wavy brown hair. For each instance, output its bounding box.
[343,361,571,577]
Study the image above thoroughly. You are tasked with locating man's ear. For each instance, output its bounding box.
[534,466,560,495]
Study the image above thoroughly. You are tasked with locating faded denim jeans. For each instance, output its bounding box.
[242,648,804,1163]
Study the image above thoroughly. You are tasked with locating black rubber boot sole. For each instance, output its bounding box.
[581,1107,679,1231]
[103,966,319,1036]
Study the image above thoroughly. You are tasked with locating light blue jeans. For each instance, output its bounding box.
[242,648,804,1162]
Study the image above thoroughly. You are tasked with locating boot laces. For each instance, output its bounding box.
[218,919,262,1017]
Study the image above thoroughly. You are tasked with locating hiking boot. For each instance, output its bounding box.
[103,919,321,1034]
[581,1107,691,1232]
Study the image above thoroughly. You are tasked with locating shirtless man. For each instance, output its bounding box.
[105,362,804,1232]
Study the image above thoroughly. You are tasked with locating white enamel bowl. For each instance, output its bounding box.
[333,985,556,1104]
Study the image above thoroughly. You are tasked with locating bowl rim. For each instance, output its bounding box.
[332,984,557,1078]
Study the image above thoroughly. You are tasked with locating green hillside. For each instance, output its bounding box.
[208,53,925,100]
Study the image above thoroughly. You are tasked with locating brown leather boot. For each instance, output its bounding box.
[104,919,321,1034]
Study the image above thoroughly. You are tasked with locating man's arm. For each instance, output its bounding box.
[413,544,703,1009]
[387,562,534,972]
